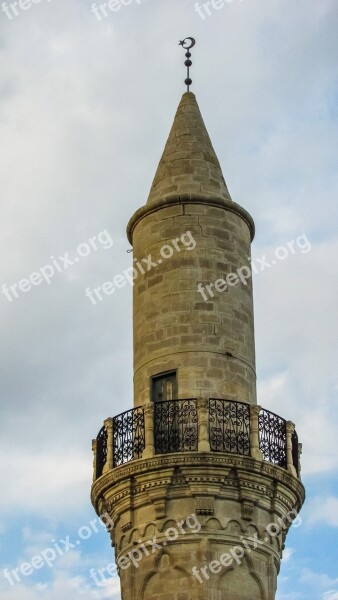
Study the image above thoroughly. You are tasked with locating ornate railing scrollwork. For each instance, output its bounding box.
[96,425,108,478]
[154,399,198,454]
[258,408,287,468]
[113,407,145,467]
[208,398,250,455]
[94,398,300,479]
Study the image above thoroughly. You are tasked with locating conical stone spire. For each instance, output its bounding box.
[146,91,232,206]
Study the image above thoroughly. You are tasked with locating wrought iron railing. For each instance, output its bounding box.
[259,408,287,468]
[94,399,299,479]
[96,425,108,478]
[113,407,145,467]
[154,398,198,454]
[209,398,250,455]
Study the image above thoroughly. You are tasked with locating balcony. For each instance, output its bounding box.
[92,398,301,481]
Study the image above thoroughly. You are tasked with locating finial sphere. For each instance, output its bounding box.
[179,37,196,92]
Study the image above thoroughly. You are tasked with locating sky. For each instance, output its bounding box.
[0,0,337,598]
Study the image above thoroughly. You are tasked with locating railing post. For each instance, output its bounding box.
[286,421,297,477]
[298,442,303,481]
[198,398,210,452]
[103,418,114,473]
[92,439,97,482]
[142,404,155,459]
[250,405,263,460]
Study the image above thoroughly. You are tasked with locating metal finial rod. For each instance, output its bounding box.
[179,37,196,92]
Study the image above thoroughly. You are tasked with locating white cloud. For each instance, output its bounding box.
[300,569,338,589]
[255,239,338,474]
[323,592,338,600]
[0,451,90,516]
[305,497,338,528]
[0,575,121,600]
[281,548,295,563]
[276,594,303,600]
[0,547,121,600]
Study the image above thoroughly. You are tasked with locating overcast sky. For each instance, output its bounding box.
[0,0,337,599]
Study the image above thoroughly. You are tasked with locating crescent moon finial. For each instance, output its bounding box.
[179,37,196,92]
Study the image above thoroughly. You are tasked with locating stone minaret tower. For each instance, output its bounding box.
[91,91,305,600]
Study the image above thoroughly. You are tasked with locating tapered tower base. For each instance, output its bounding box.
[92,451,304,600]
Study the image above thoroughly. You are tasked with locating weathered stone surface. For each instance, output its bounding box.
[146,93,231,206]
[91,91,305,600]
[131,201,256,406]
[92,454,305,600]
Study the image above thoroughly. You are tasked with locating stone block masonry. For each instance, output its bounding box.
[130,200,256,406]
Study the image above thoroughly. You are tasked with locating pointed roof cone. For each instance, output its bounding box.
[146,91,232,206]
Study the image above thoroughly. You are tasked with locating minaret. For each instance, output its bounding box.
[91,52,305,600]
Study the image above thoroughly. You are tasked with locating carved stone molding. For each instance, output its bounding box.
[92,452,304,513]
[196,497,215,516]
